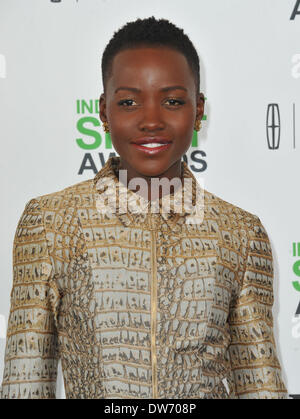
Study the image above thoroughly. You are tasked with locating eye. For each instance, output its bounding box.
[118,99,137,107]
[165,98,185,106]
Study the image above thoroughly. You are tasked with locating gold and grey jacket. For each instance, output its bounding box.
[0,156,287,399]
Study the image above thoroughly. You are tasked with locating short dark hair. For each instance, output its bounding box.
[101,16,200,94]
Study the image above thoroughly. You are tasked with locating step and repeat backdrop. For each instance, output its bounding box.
[0,0,300,398]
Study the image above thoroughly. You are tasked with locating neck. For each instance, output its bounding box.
[115,158,183,202]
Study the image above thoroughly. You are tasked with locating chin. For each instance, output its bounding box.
[134,161,172,177]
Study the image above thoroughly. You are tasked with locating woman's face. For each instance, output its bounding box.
[99,46,204,179]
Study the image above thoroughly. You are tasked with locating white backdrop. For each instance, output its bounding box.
[0,0,300,399]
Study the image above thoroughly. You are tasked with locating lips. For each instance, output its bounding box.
[132,137,172,145]
[131,141,172,155]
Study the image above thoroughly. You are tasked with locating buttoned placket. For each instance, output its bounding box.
[149,213,158,399]
[93,156,200,398]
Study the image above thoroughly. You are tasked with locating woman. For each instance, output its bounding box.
[0,16,287,399]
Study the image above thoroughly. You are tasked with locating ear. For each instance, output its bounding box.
[99,93,107,123]
[196,92,205,121]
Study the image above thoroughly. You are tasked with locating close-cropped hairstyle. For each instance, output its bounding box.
[101,16,201,94]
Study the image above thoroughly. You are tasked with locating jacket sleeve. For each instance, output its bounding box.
[0,198,60,399]
[228,215,288,399]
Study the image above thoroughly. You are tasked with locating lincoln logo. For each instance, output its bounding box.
[266,104,281,150]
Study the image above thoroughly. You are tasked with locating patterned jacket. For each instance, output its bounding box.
[0,155,287,399]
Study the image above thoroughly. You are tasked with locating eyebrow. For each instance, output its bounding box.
[114,85,187,94]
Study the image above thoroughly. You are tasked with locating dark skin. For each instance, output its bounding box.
[99,46,205,201]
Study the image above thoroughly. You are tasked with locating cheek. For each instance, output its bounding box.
[108,111,134,140]
[171,114,195,145]
[167,105,195,131]
[173,118,194,135]
[171,112,195,153]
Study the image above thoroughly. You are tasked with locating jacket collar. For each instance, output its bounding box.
[93,155,204,230]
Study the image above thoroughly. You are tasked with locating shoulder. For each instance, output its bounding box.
[24,178,95,213]
[203,188,262,230]
[202,190,273,288]
[15,178,95,239]
[202,189,271,260]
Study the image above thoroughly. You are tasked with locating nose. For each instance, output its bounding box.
[138,100,165,132]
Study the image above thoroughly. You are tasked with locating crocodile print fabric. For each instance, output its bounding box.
[0,155,287,399]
